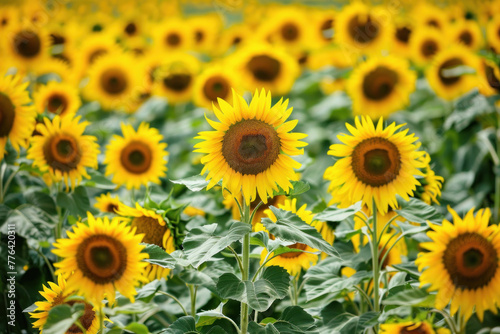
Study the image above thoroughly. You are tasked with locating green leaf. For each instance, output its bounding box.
[25,190,57,215]
[160,316,199,334]
[196,304,236,330]
[104,301,156,316]
[170,175,210,192]
[395,197,442,225]
[444,90,495,131]
[273,180,310,196]
[248,306,319,334]
[383,288,434,307]
[321,312,379,334]
[1,204,56,240]
[56,186,92,217]
[135,280,162,301]
[124,323,149,334]
[216,266,290,312]
[142,244,176,269]
[314,201,362,222]
[84,170,116,189]
[391,263,421,279]
[42,304,84,334]
[183,222,252,268]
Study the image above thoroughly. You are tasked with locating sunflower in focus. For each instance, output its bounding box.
[193,63,239,110]
[450,19,483,51]
[487,15,500,53]
[0,74,36,160]
[324,116,425,214]
[29,275,100,334]
[84,51,143,112]
[409,28,446,67]
[194,89,307,205]
[34,81,81,117]
[259,198,319,276]
[426,46,479,101]
[94,193,122,214]
[117,202,176,282]
[105,122,168,190]
[477,58,500,97]
[28,116,99,189]
[416,207,500,321]
[346,56,416,119]
[380,320,450,334]
[233,43,300,95]
[152,19,192,52]
[52,213,148,305]
[335,3,392,55]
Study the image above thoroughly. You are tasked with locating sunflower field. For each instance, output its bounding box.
[2,0,500,333]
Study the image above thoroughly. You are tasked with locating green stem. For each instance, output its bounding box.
[371,198,380,323]
[227,246,244,274]
[157,291,189,316]
[31,247,56,282]
[240,200,251,334]
[189,284,197,316]
[291,276,299,306]
[430,309,459,334]
[99,304,104,334]
[353,285,373,310]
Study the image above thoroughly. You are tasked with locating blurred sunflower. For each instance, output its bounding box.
[477,58,500,97]
[194,89,307,204]
[94,193,122,214]
[310,9,336,47]
[380,320,450,334]
[34,81,81,117]
[412,3,448,31]
[426,46,479,101]
[416,207,500,321]
[324,116,425,214]
[335,3,392,55]
[217,23,250,55]
[260,198,319,276]
[487,15,500,53]
[104,122,168,190]
[193,63,239,110]
[392,22,413,58]
[84,51,143,112]
[117,203,176,282]
[0,73,36,160]
[34,58,75,84]
[152,19,192,52]
[0,5,19,32]
[409,28,446,67]
[28,116,99,189]
[346,56,416,119]
[415,152,444,205]
[233,43,300,95]
[74,33,121,79]
[188,14,222,54]
[53,213,148,305]
[29,275,100,334]
[450,19,484,51]
[152,52,200,104]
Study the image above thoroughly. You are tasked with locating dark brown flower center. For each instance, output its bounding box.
[438,57,464,86]
[352,137,401,187]
[348,14,380,44]
[46,94,68,114]
[88,48,107,64]
[125,22,137,36]
[421,39,438,58]
[443,232,498,289]
[222,119,281,175]
[203,75,230,102]
[279,242,307,258]
[247,55,281,82]
[106,203,118,213]
[362,66,399,101]
[484,62,500,92]
[395,26,411,44]
[321,19,334,41]
[0,93,15,138]
[281,22,299,41]
[459,30,473,46]
[166,33,181,46]
[66,301,95,333]
[163,73,192,92]
[131,216,168,248]
[13,30,41,58]
[100,68,128,95]
[120,141,152,174]
[43,135,82,172]
[76,234,127,284]
[50,33,65,45]
[427,19,440,29]
[195,30,204,43]
[399,323,430,334]
[232,36,242,45]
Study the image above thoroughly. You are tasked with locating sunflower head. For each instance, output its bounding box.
[194,89,307,205]
[53,213,149,305]
[34,81,81,118]
[193,63,239,110]
[416,206,500,321]
[380,320,449,334]
[410,27,446,67]
[487,15,500,53]
[94,193,122,214]
[478,58,500,97]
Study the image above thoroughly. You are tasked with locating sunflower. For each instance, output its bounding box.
[411,3,448,31]
[152,19,192,53]
[216,23,250,56]
[28,116,99,189]
[426,46,479,101]
[0,5,19,32]
[84,51,143,112]
[335,2,393,55]
[450,19,484,51]
[259,198,319,276]
[0,73,36,160]
[52,213,148,305]
[74,33,121,79]
[392,22,413,58]
[193,63,240,110]
[415,152,444,205]
[94,193,122,214]
[116,203,175,282]
[152,52,200,104]
[487,15,500,53]
[324,116,425,215]
[194,89,307,205]
[232,43,300,95]
[416,207,500,321]
[477,58,500,97]
[310,9,336,48]
[188,14,222,54]
[409,27,447,67]
[380,320,450,334]
[183,206,206,217]
[104,122,168,190]
[306,47,356,71]
[34,81,81,118]
[346,55,416,119]
[33,58,76,84]
[29,275,100,334]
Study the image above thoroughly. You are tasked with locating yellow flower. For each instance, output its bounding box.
[380,320,448,334]
[416,207,500,321]
[187,14,222,54]
[346,55,416,119]
[73,33,121,79]
[94,193,122,214]
[28,116,99,189]
[487,15,500,54]
[34,81,81,118]
[183,206,206,217]
[324,116,425,214]
[104,122,168,190]
[391,22,413,58]
[152,18,193,53]
[29,275,100,334]
[411,2,448,31]
[477,57,500,98]
[193,63,240,110]
[416,152,444,205]
[194,89,307,205]
[409,27,447,67]
[449,19,484,51]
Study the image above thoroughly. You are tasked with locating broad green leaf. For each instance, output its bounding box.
[142,243,176,268]
[273,180,311,196]
[42,304,84,334]
[135,280,162,301]
[1,205,56,240]
[392,263,421,279]
[314,202,362,222]
[160,316,198,334]
[124,323,149,334]
[56,186,92,217]
[196,304,236,331]
[25,190,57,215]
[179,269,217,294]
[170,175,210,192]
[84,170,116,189]
[395,198,442,225]
[104,301,156,316]
[263,207,338,258]
[383,288,433,307]
[444,90,495,131]
[183,222,252,268]
[395,221,429,235]
[321,312,379,334]
[248,306,319,334]
[216,266,290,312]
